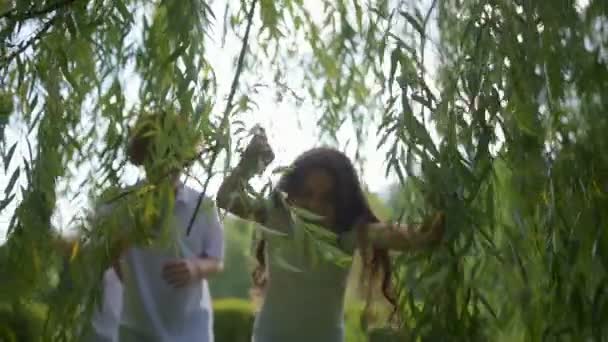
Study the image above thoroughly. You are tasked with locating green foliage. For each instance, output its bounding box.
[1,0,608,341]
[212,298,255,342]
[0,302,47,342]
[209,217,255,300]
[367,327,406,342]
[127,111,204,175]
[211,298,368,342]
[380,1,608,340]
[343,303,367,342]
[210,191,391,299]
[365,192,392,221]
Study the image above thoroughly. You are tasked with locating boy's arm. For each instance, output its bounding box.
[192,257,224,278]
[162,200,225,288]
[198,200,225,278]
[162,257,224,288]
[109,236,129,281]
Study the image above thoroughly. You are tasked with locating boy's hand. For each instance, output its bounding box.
[162,258,224,288]
[162,259,199,288]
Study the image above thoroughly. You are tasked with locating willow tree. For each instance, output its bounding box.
[382,0,608,340]
[1,0,607,341]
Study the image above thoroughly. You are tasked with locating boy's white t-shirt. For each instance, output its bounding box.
[87,268,123,342]
[118,184,225,342]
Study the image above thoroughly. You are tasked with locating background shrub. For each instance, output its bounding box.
[212,298,255,342]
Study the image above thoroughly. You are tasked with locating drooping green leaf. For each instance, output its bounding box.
[4,168,19,196]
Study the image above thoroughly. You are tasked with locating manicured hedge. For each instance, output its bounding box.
[367,327,407,342]
[213,297,404,342]
[213,298,255,342]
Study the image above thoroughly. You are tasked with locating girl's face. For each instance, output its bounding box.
[289,168,337,228]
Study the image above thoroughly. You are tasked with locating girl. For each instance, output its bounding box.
[216,131,445,342]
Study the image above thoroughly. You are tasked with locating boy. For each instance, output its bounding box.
[110,111,224,341]
[87,268,123,342]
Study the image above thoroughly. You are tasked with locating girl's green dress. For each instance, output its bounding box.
[251,200,357,342]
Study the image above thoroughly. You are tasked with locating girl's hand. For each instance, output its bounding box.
[241,126,275,175]
[216,125,274,222]
[162,259,199,288]
[421,212,446,246]
[361,212,446,251]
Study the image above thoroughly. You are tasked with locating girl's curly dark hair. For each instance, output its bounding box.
[252,147,397,316]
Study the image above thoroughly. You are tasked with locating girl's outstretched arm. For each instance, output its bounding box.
[216,129,275,224]
[365,212,445,251]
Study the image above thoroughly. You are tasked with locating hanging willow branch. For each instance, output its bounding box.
[0,0,76,21]
[187,0,258,235]
[0,16,58,68]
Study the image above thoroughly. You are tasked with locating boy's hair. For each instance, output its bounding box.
[126,111,201,168]
[127,112,157,166]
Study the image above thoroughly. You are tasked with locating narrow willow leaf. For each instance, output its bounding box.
[274,256,303,273]
[116,0,133,22]
[400,10,425,36]
[307,235,319,268]
[411,93,433,110]
[3,142,17,172]
[260,0,279,35]
[377,124,398,149]
[252,222,289,237]
[392,158,407,186]
[70,242,80,262]
[4,168,20,195]
[477,290,499,321]
[389,48,401,95]
[591,279,607,339]
[271,166,293,175]
[353,0,363,30]
[166,44,189,66]
[272,246,303,273]
[315,241,352,267]
[291,206,326,223]
[28,109,43,135]
[302,222,337,243]
[0,193,15,212]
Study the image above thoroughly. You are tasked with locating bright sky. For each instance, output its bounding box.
[3,1,434,240]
